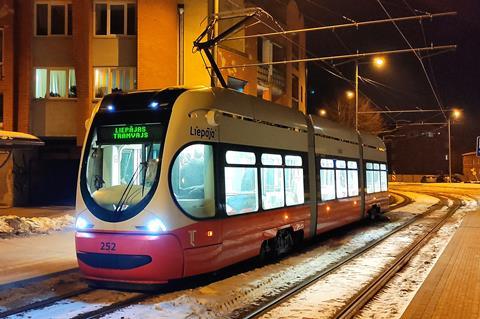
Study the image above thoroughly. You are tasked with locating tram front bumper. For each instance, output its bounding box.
[75,231,183,284]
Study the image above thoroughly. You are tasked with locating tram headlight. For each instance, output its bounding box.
[146,218,166,233]
[76,216,89,230]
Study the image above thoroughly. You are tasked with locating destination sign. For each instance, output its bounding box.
[97,123,162,144]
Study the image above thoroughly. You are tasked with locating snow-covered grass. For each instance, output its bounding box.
[0,215,74,237]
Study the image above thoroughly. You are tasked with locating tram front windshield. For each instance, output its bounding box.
[84,123,162,212]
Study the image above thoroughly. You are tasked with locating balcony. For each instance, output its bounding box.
[31,99,78,137]
[257,64,286,97]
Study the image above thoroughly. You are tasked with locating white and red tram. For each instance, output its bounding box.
[75,87,388,285]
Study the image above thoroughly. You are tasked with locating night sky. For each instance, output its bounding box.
[299,0,480,155]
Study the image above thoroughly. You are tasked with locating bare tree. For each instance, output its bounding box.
[326,96,385,134]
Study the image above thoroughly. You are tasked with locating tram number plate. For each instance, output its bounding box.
[100,242,116,251]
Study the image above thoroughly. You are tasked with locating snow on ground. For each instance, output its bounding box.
[100,193,440,319]
[257,205,453,319]
[0,214,74,237]
[0,231,77,285]
[356,194,478,319]
[0,271,86,313]
[7,289,141,319]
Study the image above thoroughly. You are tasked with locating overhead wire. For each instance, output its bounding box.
[401,0,442,107]
[297,0,399,121]
[376,0,448,120]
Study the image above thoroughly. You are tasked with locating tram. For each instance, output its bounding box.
[75,86,388,285]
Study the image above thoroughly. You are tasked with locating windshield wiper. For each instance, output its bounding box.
[113,161,144,213]
[141,143,154,197]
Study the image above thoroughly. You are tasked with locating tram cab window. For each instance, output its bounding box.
[85,124,162,212]
[224,150,259,215]
[261,153,284,210]
[285,155,304,206]
[171,144,215,218]
[320,159,335,201]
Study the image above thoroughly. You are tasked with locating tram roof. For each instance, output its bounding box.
[103,87,383,148]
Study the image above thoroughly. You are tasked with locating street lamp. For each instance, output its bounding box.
[319,109,327,117]
[355,56,385,131]
[448,108,462,182]
[346,90,355,99]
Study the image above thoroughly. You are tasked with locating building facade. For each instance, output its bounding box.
[0,0,306,206]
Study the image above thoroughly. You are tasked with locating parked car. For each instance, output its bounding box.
[421,175,437,183]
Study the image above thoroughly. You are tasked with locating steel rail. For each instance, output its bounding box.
[69,293,153,319]
[0,287,94,318]
[239,191,447,319]
[334,193,462,319]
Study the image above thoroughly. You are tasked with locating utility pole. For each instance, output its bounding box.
[355,61,359,131]
[448,117,452,183]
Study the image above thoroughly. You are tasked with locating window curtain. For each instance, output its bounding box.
[69,69,76,97]
[94,68,109,98]
[35,69,47,98]
[50,70,67,97]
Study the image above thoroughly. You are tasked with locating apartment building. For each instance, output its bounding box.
[0,0,306,206]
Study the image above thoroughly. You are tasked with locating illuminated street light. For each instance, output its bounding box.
[355,57,387,130]
[452,108,462,119]
[346,90,355,99]
[373,56,385,68]
[319,109,327,117]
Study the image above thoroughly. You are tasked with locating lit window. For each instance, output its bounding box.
[261,167,284,210]
[50,70,67,97]
[321,158,334,168]
[285,155,302,167]
[261,153,284,210]
[366,161,387,193]
[261,153,282,166]
[320,167,335,201]
[285,167,304,206]
[94,67,136,98]
[347,161,359,196]
[35,68,76,99]
[225,166,258,216]
[335,160,347,198]
[224,150,258,215]
[35,2,72,36]
[171,144,215,219]
[95,2,136,36]
[226,150,255,165]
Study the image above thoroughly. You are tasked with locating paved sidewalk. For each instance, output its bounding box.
[401,210,480,318]
[0,206,75,217]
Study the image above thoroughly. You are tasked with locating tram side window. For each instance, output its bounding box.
[366,162,388,193]
[335,160,348,198]
[380,163,388,191]
[285,155,304,206]
[373,163,381,192]
[320,159,335,201]
[261,153,284,210]
[366,162,374,194]
[347,161,359,196]
[171,144,215,218]
[225,151,259,215]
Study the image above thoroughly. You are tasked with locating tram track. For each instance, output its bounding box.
[333,193,462,319]
[238,191,462,319]
[1,191,456,319]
